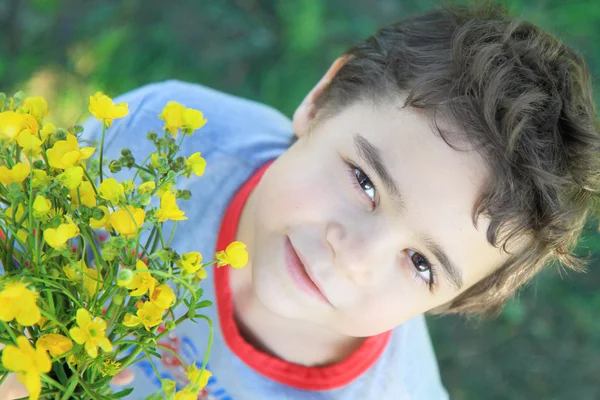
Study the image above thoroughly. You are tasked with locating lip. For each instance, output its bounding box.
[284,236,332,306]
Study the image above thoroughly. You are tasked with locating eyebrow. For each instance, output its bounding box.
[353,133,464,290]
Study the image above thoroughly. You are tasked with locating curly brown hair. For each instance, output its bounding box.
[312,1,600,317]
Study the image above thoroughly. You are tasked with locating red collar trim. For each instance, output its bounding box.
[214,161,392,391]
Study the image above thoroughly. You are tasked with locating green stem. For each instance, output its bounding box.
[99,124,107,184]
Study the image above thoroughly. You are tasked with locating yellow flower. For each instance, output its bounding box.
[178,252,203,276]
[0,162,30,185]
[98,177,124,204]
[118,260,157,296]
[138,181,156,194]
[39,122,55,142]
[43,216,79,250]
[182,108,207,134]
[174,389,199,400]
[184,364,212,389]
[150,284,176,310]
[110,206,145,238]
[88,92,129,128]
[71,180,96,207]
[69,308,112,358]
[36,333,73,358]
[150,152,167,169]
[56,165,84,189]
[122,301,163,331]
[16,129,42,156]
[215,241,248,269]
[83,265,103,297]
[158,101,185,136]
[90,205,111,229]
[155,190,187,222]
[194,268,208,282]
[0,336,51,400]
[46,133,95,169]
[0,282,41,325]
[20,114,39,137]
[22,96,49,122]
[0,111,24,141]
[184,152,206,178]
[63,265,81,281]
[31,169,51,188]
[32,195,52,218]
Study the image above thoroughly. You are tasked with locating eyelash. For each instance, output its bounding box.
[344,159,437,291]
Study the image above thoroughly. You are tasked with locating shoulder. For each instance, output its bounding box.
[81,80,293,167]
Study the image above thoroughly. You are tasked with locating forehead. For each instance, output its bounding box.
[329,100,513,292]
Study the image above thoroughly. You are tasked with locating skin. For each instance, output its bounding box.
[229,56,517,366]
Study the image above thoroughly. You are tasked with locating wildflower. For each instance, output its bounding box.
[182,108,207,135]
[56,165,84,189]
[178,252,202,276]
[31,169,51,188]
[215,241,248,269]
[63,264,81,281]
[98,178,124,204]
[0,162,30,185]
[158,101,185,136]
[0,281,41,325]
[0,336,51,400]
[32,195,52,218]
[118,260,157,296]
[21,96,49,121]
[69,308,113,358]
[46,133,95,169]
[110,206,144,238]
[16,129,42,156]
[20,114,39,137]
[155,190,187,222]
[0,111,24,141]
[39,122,55,142]
[90,205,111,229]
[83,264,103,297]
[185,364,212,389]
[71,180,96,207]
[150,284,176,310]
[137,181,156,194]
[184,152,206,177]
[150,152,167,169]
[43,216,79,250]
[122,301,163,331]
[36,333,73,358]
[174,389,199,400]
[88,92,129,128]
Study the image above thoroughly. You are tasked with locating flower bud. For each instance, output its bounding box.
[54,129,67,141]
[109,160,122,173]
[120,148,132,157]
[164,320,176,331]
[111,236,127,249]
[146,131,158,141]
[91,206,106,220]
[113,293,125,305]
[117,269,134,285]
[179,190,191,200]
[139,193,152,206]
[33,160,45,169]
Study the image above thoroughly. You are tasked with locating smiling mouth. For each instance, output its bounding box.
[284,236,332,305]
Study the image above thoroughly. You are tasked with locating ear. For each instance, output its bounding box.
[292,55,352,138]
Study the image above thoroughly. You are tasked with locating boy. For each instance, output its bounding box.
[2,2,598,399]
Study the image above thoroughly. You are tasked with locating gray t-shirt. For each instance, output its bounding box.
[80,80,449,400]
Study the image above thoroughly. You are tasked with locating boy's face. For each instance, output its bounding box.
[245,99,514,337]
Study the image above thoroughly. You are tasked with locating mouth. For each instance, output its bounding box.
[284,236,332,306]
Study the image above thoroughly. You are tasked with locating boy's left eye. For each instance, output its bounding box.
[346,161,377,209]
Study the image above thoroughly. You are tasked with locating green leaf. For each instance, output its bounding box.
[195,300,212,309]
[108,387,135,399]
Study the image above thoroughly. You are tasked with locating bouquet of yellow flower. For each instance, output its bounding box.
[0,90,248,400]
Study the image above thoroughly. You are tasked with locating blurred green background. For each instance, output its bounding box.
[1,0,598,398]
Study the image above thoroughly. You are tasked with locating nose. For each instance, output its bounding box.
[325,221,385,285]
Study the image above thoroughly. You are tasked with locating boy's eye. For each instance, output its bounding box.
[346,162,377,208]
[409,250,435,291]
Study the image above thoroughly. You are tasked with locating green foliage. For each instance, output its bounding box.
[3,0,600,398]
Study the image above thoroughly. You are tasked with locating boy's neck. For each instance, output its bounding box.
[228,188,364,367]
